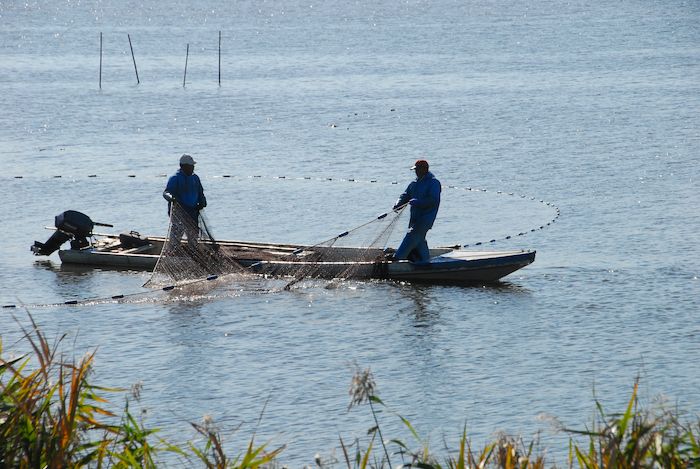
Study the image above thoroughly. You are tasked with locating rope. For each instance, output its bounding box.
[1,274,227,309]
[8,172,560,246]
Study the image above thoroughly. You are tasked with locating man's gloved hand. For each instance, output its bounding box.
[409,198,419,206]
[197,202,206,210]
[383,247,396,260]
[163,192,175,202]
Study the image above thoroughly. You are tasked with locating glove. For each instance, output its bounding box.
[163,192,175,202]
[409,198,419,206]
[197,202,206,210]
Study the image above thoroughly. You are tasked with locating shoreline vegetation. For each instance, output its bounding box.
[2,314,699,468]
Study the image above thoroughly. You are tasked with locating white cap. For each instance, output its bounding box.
[179,154,196,165]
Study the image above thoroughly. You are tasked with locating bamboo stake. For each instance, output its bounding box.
[99,32,102,89]
[218,31,221,86]
[183,43,189,87]
[127,34,139,84]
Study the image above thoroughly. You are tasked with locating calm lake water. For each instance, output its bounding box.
[2,0,699,465]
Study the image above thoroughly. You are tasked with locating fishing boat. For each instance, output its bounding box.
[32,211,536,284]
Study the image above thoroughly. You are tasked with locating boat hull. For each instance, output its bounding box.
[57,236,535,284]
[248,249,535,284]
[386,250,535,283]
[59,249,159,270]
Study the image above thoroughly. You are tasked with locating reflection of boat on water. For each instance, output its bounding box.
[32,210,536,285]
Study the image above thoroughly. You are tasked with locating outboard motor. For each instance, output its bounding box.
[31,211,111,256]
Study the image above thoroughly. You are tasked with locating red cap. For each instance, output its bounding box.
[411,159,429,170]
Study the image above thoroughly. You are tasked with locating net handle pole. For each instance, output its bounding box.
[332,203,408,241]
[296,203,409,253]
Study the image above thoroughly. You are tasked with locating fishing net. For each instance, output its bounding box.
[143,203,246,288]
[273,205,409,290]
[143,200,408,290]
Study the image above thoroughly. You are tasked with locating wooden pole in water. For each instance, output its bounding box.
[128,33,139,84]
[183,43,189,88]
[99,32,102,89]
[218,31,221,86]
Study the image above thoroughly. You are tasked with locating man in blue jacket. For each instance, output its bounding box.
[163,154,207,246]
[392,159,441,263]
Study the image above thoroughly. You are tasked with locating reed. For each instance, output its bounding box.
[0,313,282,468]
[0,314,117,467]
[188,419,283,469]
[564,379,700,468]
[2,317,699,468]
[344,365,548,469]
[341,367,698,469]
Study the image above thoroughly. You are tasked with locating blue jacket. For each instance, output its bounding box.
[164,170,207,209]
[395,171,441,230]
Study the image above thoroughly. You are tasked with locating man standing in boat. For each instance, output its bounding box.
[163,154,207,247]
[392,159,441,263]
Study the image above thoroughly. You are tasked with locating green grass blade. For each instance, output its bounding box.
[399,414,422,442]
[618,381,639,438]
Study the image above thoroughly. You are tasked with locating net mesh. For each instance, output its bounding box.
[276,205,408,290]
[143,202,408,290]
[143,203,246,288]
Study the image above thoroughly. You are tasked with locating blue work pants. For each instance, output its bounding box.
[395,225,431,263]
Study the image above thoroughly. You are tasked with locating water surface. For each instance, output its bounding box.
[1,0,699,465]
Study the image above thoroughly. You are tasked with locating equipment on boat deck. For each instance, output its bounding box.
[31,210,113,256]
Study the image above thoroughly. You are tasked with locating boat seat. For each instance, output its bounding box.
[121,244,154,254]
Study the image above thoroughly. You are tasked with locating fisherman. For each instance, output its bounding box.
[391,159,441,263]
[163,154,207,246]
